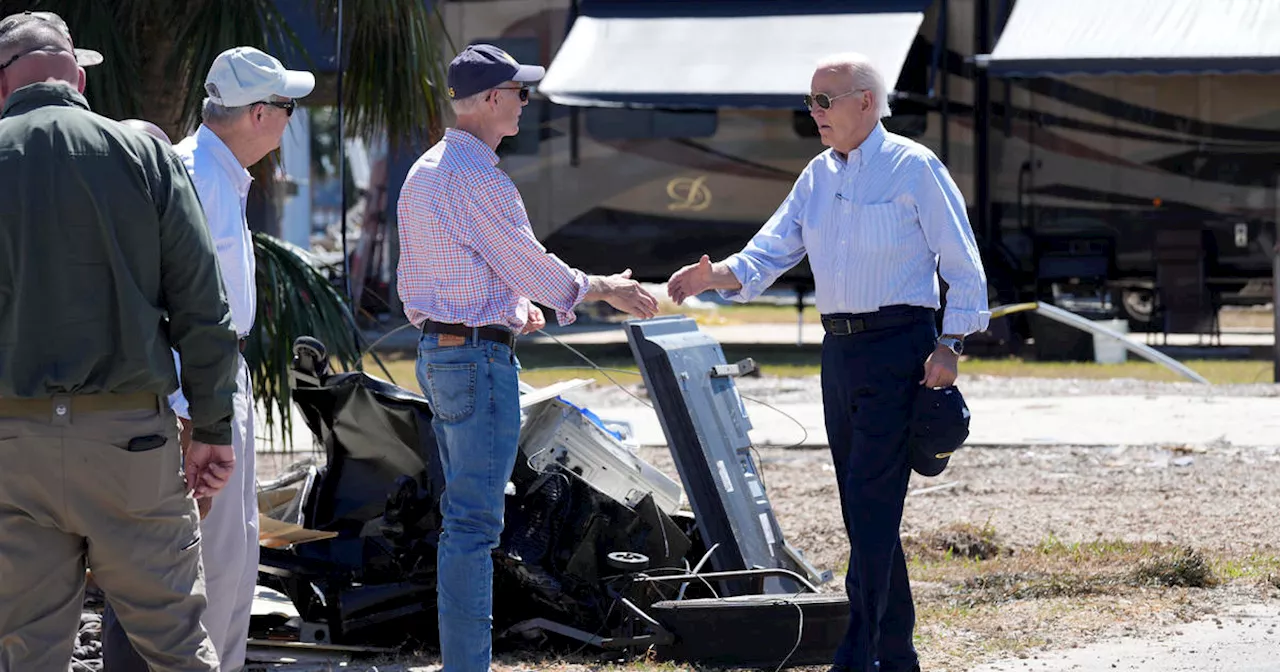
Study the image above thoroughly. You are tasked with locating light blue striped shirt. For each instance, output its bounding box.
[720,123,990,336]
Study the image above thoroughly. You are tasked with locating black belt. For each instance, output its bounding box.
[421,320,516,349]
[239,337,247,353]
[820,305,933,336]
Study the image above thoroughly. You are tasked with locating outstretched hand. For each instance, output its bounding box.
[597,269,660,319]
[667,254,715,305]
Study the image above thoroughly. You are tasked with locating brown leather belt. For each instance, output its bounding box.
[0,391,160,418]
[421,320,516,349]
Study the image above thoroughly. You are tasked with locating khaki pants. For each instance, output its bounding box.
[0,399,218,672]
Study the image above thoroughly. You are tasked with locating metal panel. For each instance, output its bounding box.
[626,316,807,595]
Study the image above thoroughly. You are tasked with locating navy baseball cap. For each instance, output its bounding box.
[907,386,971,477]
[447,44,545,100]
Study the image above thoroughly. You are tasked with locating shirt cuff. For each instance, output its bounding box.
[715,255,758,303]
[553,270,590,326]
[942,308,992,338]
[168,349,191,420]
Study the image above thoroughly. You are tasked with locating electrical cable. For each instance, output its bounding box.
[527,328,813,492]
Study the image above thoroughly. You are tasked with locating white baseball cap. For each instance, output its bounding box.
[204,46,314,108]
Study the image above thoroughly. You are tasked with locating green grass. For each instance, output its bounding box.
[675,302,1275,330]
[358,353,1274,391]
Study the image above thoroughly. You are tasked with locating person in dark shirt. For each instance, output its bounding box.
[0,11,239,672]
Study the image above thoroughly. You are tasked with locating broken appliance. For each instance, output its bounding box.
[257,317,849,668]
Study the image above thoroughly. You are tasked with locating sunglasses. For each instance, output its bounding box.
[492,85,531,102]
[257,99,297,116]
[804,88,868,110]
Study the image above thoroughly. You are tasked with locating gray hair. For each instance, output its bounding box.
[201,97,251,126]
[815,52,892,119]
[449,90,488,116]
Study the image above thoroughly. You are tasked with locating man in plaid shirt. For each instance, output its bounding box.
[396,43,658,672]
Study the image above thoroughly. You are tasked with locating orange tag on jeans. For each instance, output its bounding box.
[437,334,465,347]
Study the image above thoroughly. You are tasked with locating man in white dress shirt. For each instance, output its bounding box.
[104,47,314,672]
[667,53,988,672]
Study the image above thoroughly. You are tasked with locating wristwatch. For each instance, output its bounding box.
[937,335,964,356]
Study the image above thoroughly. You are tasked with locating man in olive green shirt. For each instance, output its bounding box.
[0,11,239,672]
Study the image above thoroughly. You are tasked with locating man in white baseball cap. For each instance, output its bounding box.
[102,46,314,672]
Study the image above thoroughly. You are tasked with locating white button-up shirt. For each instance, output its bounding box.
[169,124,255,419]
[721,123,990,336]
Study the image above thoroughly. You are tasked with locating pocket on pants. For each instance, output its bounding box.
[425,362,478,423]
[120,435,183,513]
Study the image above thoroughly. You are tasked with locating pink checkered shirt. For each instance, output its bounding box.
[396,128,589,332]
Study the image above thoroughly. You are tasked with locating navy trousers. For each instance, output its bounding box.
[821,305,936,672]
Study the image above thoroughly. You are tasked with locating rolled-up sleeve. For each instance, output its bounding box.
[468,174,589,325]
[913,156,990,336]
[719,170,811,303]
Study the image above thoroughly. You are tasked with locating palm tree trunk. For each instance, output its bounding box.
[136,8,197,142]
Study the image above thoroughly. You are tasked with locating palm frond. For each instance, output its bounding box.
[2,0,159,121]
[313,0,450,144]
[167,0,307,135]
[250,231,369,451]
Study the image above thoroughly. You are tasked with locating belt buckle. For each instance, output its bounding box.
[850,318,867,333]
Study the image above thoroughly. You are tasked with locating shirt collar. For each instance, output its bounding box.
[830,122,887,168]
[444,127,499,166]
[194,124,252,195]
[1,81,89,119]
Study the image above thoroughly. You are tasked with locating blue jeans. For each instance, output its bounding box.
[416,332,522,672]
[821,306,937,672]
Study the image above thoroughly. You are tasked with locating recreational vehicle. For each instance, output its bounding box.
[434,0,1279,348]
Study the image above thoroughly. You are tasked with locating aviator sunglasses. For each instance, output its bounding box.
[492,85,531,102]
[804,88,868,110]
[257,99,297,116]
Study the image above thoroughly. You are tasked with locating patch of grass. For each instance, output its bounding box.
[1212,553,1280,582]
[1132,546,1218,588]
[908,528,1225,608]
[908,522,1008,562]
[962,358,1273,385]
[957,571,1125,604]
[359,352,1273,390]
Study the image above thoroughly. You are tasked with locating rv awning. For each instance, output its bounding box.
[538,0,929,109]
[983,0,1280,77]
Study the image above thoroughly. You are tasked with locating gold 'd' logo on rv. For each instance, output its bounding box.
[666,175,711,212]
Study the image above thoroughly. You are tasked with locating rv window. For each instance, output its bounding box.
[473,36,543,157]
[884,114,928,138]
[793,109,928,138]
[793,111,819,138]
[585,108,718,140]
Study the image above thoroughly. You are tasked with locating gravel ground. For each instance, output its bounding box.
[574,373,1280,409]
[87,376,1280,671]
